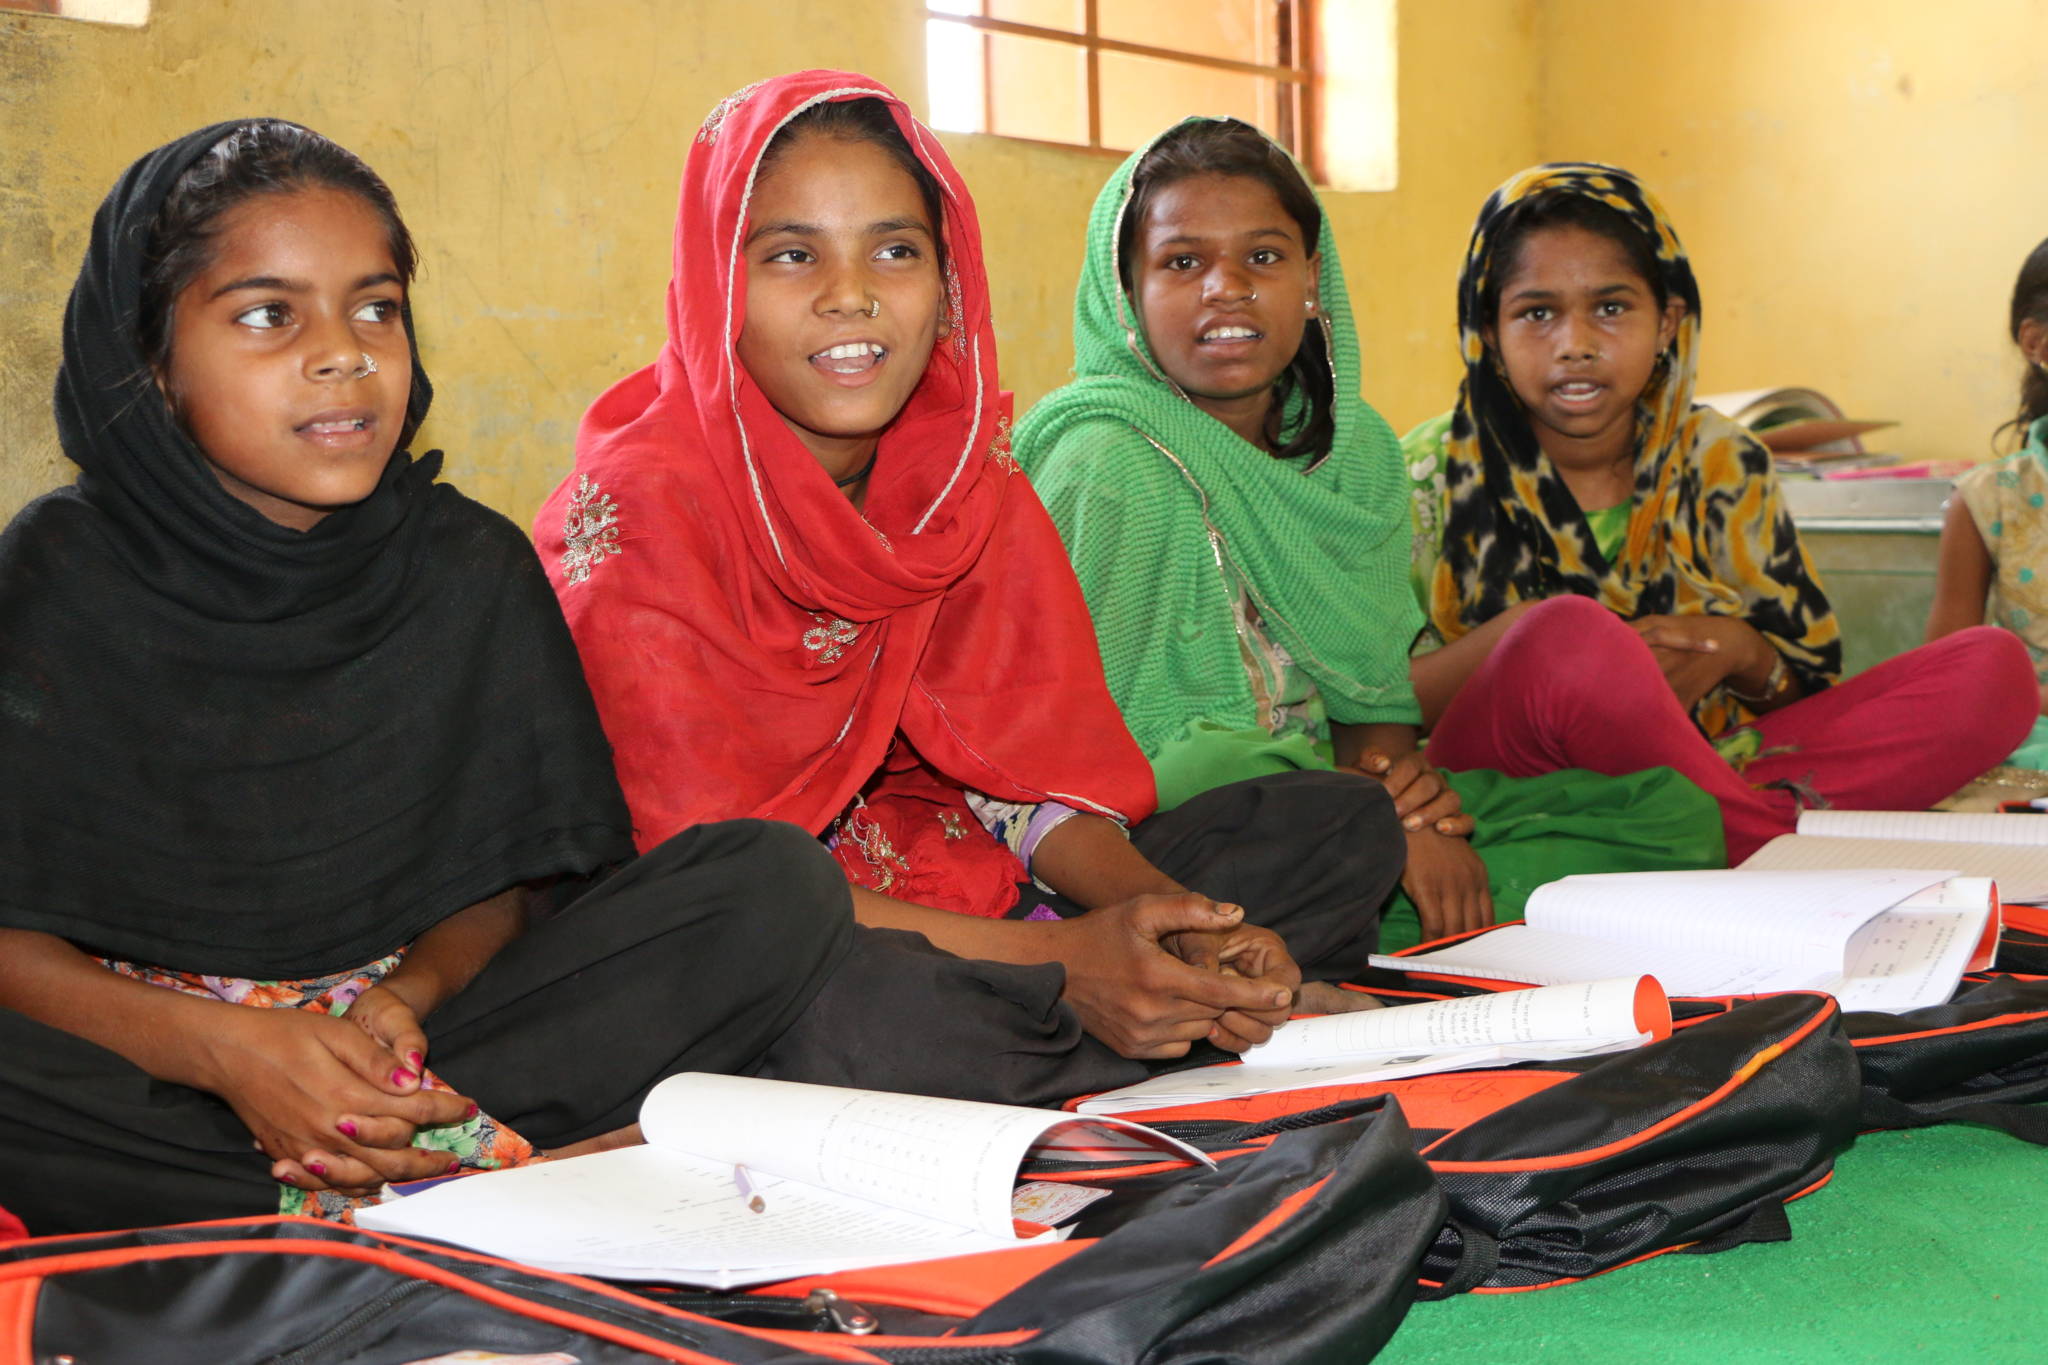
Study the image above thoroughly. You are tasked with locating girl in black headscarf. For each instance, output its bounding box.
[0,120,1138,1235]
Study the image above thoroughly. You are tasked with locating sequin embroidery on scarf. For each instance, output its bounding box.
[697,81,763,144]
[987,414,1018,473]
[803,613,860,663]
[560,474,621,585]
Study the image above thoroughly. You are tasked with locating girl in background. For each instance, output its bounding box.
[1015,119,1721,951]
[538,74,1400,1055]
[1926,236,2048,769]
[1405,163,2034,862]
[0,119,1141,1237]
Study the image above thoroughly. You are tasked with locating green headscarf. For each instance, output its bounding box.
[1015,118,1420,758]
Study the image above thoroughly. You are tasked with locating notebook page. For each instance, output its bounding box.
[1743,833,2048,903]
[1075,1034,1639,1116]
[1824,877,1996,1013]
[1371,926,1828,996]
[1249,976,1660,1064]
[1526,868,1952,971]
[638,1074,1200,1240]
[357,1144,1038,1288]
[1797,809,2048,847]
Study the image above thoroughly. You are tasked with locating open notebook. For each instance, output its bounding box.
[1369,868,1999,1012]
[1077,976,1668,1115]
[1742,810,2048,903]
[358,1073,1207,1288]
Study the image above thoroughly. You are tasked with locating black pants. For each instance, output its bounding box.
[1017,768,1406,982]
[0,820,1132,1234]
[0,772,1401,1235]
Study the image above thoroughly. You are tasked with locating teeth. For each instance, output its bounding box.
[1203,326,1260,341]
[305,419,367,433]
[815,342,886,360]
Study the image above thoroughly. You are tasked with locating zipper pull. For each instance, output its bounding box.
[805,1287,880,1335]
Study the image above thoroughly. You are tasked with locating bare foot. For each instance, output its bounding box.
[542,1122,644,1160]
[1296,981,1384,1015]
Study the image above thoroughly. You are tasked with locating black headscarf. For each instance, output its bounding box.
[0,121,635,977]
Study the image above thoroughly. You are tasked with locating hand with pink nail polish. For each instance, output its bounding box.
[203,1006,475,1198]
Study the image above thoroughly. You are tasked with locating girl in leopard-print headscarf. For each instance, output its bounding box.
[1402,163,2034,862]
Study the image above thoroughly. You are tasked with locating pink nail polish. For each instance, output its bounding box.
[445,1156,461,1174]
[392,1067,416,1086]
[407,1051,425,1070]
[337,1120,358,1138]
[463,1102,479,1119]
[278,1173,296,1186]
[307,1161,327,1178]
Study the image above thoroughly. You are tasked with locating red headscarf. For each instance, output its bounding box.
[535,71,1155,913]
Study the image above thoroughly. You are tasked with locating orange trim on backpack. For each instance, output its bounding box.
[1850,1008,2048,1047]
[1420,994,1838,1170]
[2,1276,38,1365]
[753,1241,1090,1318]
[0,1238,869,1364]
[0,1221,1081,1356]
[1201,1176,1328,1268]
[2004,903,2048,936]
[1418,1169,1835,1294]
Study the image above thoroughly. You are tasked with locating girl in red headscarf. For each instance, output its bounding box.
[538,71,1406,1059]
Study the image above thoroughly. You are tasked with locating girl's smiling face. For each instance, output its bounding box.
[737,131,948,482]
[160,187,411,531]
[1131,173,1318,445]
[1486,223,1683,468]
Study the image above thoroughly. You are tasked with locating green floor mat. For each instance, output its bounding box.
[1378,1125,2047,1364]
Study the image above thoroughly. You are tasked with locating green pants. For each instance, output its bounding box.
[1149,723,1726,953]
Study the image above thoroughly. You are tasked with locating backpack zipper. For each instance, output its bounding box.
[258,1278,432,1365]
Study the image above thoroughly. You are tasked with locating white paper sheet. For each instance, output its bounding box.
[1523,867,1953,971]
[357,1074,1209,1287]
[1744,833,2048,903]
[1380,877,1994,1011]
[1796,809,2048,847]
[359,1144,1048,1288]
[1077,979,1656,1115]
[1823,877,1997,1012]
[1372,929,1823,997]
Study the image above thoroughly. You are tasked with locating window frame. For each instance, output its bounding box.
[925,0,1321,179]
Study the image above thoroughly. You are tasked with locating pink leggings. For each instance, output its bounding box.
[1427,596,2039,863]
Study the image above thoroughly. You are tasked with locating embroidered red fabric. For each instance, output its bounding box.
[534,71,1155,914]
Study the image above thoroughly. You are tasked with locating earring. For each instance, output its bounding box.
[865,298,881,319]
[1305,298,1317,314]
[349,353,378,380]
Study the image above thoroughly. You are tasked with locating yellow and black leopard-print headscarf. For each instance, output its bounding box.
[1429,162,1840,737]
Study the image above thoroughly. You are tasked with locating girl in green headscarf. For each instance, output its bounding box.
[1015,119,1724,949]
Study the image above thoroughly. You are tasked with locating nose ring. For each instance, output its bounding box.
[349,353,378,380]
[865,298,881,319]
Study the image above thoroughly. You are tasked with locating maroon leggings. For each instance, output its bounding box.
[1428,596,2039,863]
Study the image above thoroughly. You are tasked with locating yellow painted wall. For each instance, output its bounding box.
[1538,0,2048,459]
[0,0,1535,530]
[949,0,1542,440]
[0,0,925,525]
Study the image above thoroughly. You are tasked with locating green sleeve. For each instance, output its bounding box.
[1398,411,1456,622]
[1028,419,1256,756]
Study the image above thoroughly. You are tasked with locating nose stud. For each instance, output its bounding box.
[349,353,378,380]
[865,298,881,319]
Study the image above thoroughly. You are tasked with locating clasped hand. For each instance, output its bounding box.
[1631,613,1773,711]
[1347,748,1491,943]
[209,984,475,1197]
[1052,894,1301,1059]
